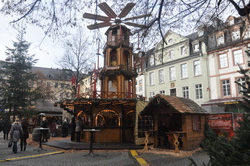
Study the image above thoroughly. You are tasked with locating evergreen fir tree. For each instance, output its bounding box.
[0,31,38,120]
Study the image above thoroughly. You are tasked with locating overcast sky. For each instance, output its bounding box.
[0,14,66,68]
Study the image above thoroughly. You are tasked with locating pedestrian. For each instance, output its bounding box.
[20,117,29,151]
[75,117,82,142]
[3,119,11,140]
[62,118,69,137]
[41,117,48,142]
[50,119,57,137]
[10,118,23,153]
[0,117,4,133]
[70,117,76,141]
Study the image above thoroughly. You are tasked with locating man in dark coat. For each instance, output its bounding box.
[41,117,48,142]
[21,117,29,151]
[3,119,11,140]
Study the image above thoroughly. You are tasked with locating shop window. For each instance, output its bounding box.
[138,115,153,137]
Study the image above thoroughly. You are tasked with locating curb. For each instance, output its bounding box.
[130,150,149,166]
[0,150,66,162]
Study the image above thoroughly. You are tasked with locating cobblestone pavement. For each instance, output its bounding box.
[0,132,209,166]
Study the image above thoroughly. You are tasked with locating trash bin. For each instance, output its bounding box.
[32,128,50,142]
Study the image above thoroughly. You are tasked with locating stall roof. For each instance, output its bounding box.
[141,94,208,115]
[201,97,243,106]
[36,99,63,114]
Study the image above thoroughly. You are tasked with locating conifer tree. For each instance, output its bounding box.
[0,31,38,120]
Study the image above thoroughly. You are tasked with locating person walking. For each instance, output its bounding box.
[3,119,11,140]
[0,117,4,133]
[41,117,48,142]
[62,118,69,137]
[20,117,29,151]
[70,117,76,141]
[10,118,23,153]
[50,119,57,137]
[75,117,82,142]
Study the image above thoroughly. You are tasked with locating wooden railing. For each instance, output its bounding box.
[76,91,145,101]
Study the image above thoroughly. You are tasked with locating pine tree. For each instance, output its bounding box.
[0,31,38,120]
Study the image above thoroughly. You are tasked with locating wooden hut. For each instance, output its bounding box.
[139,94,208,151]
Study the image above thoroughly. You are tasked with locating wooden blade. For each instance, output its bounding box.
[83,13,110,22]
[124,14,151,21]
[124,22,147,28]
[98,2,117,18]
[87,22,111,30]
[118,3,135,18]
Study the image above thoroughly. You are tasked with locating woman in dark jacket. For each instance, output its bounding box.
[10,118,23,153]
[21,117,29,151]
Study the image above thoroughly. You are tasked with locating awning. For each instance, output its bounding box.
[201,97,243,106]
[136,101,149,115]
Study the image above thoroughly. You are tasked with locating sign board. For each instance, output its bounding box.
[207,113,243,138]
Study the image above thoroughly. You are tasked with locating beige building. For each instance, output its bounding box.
[143,30,210,106]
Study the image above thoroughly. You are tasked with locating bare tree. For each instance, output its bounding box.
[56,28,94,96]
[0,0,246,47]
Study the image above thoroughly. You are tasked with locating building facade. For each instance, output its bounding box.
[202,16,250,113]
[142,30,210,106]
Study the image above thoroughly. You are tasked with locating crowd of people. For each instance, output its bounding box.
[0,115,81,154]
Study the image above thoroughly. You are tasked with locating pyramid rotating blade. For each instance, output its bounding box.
[83,13,110,22]
[98,2,117,18]
[87,22,111,30]
[118,3,135,18]
[124,14,151,21]
[125,22,147,28]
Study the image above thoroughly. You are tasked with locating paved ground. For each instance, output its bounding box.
[0,132,209,165]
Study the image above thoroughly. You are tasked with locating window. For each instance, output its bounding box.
[222,79,231,96]
[195,84,203,99]
[138,115,153,137]
[217,36,224,45]
[159,69,164,83]
[193,43,199,52]
[181,46,187,55]
[149,92,155,98]
[169,67,176,81]
[139,79,143,92]
[232,30,240,41]
[149,55,154,66]
[181,63,188,78]
[169,50,174,59]
[233,49,243,65]
[149,72,155,85]
[219,53,228,68]
[193,60,201,76]
[182,86,189,98]
[192,116,201,130]
[168,38,173,44]
[159,90,165,95]
[236,77,246,95]
[170,88,176,96]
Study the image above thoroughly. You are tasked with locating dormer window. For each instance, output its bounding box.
[193,43,199,52]
[217,36,224,45]
[168,38,173,44]
[229,19,234,26]
[232,30,240,41]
